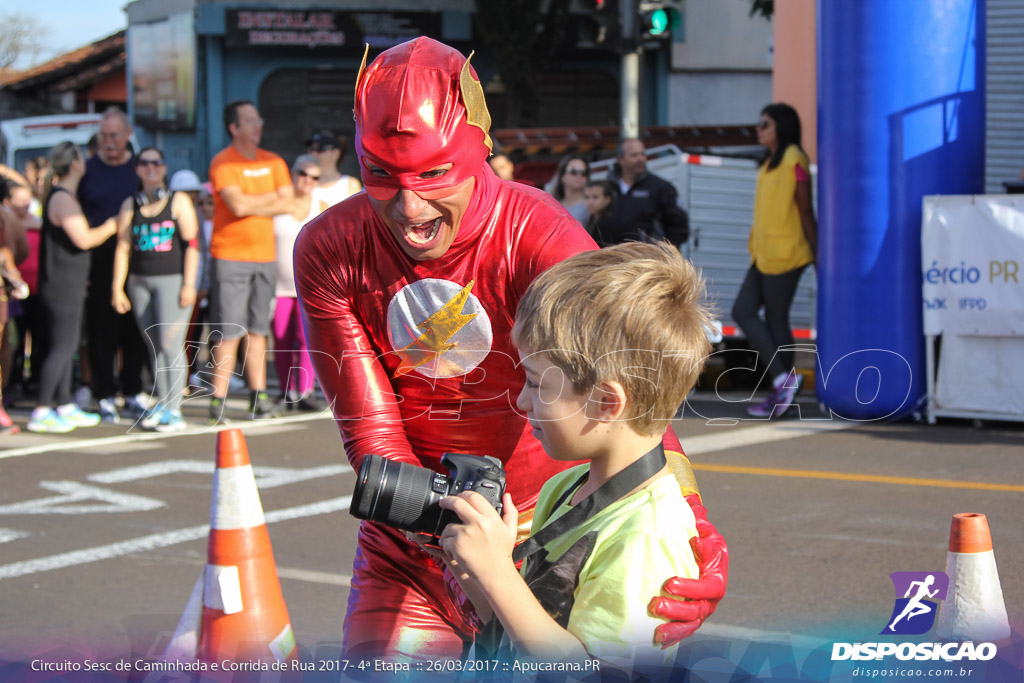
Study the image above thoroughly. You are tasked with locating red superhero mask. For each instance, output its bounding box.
[354,37,493,200]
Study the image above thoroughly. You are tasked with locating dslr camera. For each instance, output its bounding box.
[350,453,506,543]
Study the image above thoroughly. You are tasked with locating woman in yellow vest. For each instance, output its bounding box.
[732,103,817,418]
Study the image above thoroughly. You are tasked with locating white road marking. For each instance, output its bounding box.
[0,528,30,543]
[0,411,333,461]
[79,441,167,454]
[276,567,352,586]
[0,496,352,581]
[0,480,165,515]
[678,420,854,457]
[89,460,351,488]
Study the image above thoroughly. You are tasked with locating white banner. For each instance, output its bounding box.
[922,195,1024,336]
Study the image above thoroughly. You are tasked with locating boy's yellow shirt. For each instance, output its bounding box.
[518,464,699,668]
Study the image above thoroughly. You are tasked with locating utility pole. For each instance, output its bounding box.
[619,0,640,138]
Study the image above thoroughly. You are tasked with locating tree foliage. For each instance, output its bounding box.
[0,12,50,71]
[473,0,573,127]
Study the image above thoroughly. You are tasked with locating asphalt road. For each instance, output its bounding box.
[0,392,1022,680]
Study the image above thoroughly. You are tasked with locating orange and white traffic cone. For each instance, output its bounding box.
[161,429,298,666]
[935,512,1011,642]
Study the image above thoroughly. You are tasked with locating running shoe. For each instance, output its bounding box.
[153,408,187,433]
[746,370,803,418]
[98,397,121,424]
[249,391,282,420]
[27,408,76,434]
[56,403,102,427]
[296,392,327,413]
[140,403,164,430]
[74,386,93,408]
[209,397,230,426]
[123,393,152,420]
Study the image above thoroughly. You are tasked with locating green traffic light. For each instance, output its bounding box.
[649,9,669,35]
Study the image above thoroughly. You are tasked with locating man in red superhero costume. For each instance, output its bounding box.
[294,37,727,660]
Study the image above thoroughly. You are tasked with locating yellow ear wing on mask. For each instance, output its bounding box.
[460,52,493,152]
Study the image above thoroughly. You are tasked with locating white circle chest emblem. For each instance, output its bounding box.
[386,278,493,379]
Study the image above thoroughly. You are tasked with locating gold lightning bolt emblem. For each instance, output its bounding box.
[396,280,478,376]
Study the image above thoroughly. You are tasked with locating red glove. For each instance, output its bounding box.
[648,494,729,647]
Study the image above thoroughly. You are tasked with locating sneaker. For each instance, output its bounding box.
[123,393,152,420]
[153,408,187,433]
[209,397,230,426]
[140,403,164,430]
[27,408,76,433]
[746,370,803,418]
[0,405,15,429]
[296,392,327,413]
[56,403,102,427]
[775,371,803,417]
[74,386,93,408]
[98,397,121,424]
[249,391,282,420]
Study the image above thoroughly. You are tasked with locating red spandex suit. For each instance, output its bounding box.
[294,37,728,660]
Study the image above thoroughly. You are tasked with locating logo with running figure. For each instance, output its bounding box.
[881,572,949,635]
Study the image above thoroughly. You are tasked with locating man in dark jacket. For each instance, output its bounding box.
[599,137,689,247]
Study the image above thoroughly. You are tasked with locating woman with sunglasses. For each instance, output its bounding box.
[27,142,119,433]
[545,154,590,223]
[307,130,362,207]
[111,147,199,432]
[733,103,817,418]
[273,155,328,411]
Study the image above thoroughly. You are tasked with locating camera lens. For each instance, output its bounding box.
[351,455,446,535]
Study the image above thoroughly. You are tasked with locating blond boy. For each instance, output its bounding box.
[435,242,715,672]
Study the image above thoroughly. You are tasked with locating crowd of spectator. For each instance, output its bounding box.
[0,104,361,434]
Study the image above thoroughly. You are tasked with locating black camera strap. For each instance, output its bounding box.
[512,443,667,564]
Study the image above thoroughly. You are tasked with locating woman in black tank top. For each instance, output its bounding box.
[110,147,199,431]
[28,141,119,433]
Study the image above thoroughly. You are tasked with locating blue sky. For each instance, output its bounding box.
[8,0,128,69]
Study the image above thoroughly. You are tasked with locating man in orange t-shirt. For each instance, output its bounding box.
[207,100,293,423]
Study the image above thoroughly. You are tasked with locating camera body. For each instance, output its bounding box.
[351,453,506,543]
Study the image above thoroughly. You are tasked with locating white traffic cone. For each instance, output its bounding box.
[935,513,1011,642]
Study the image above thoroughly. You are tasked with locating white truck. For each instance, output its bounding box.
[0,113,140,177]
[590,145,818,341]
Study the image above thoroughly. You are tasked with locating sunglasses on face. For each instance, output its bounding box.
[138,159,165,167]
[758,120,771,130]
[310,145,337,153]
[566,168,587,176]
[297,169,320,180]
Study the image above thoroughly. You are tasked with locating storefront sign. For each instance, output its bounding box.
[921,195,1024,336]
[225,10,441,50]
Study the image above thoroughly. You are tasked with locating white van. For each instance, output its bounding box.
[0,113,138,175]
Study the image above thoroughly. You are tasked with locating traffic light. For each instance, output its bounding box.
[637,1,682,41]
[579,0,621,52]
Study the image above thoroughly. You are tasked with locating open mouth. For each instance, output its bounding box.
[403,218,442,247]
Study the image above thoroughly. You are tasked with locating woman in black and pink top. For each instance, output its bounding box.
[111,147,199,432]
